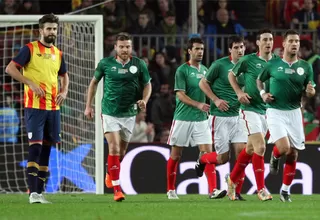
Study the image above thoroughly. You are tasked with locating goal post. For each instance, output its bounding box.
[0,15,104,194]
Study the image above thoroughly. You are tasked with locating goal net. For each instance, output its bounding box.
[0,15,104,194]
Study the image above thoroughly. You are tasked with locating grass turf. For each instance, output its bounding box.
[0,194,319,220]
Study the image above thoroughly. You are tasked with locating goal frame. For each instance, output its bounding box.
[0,15,104,194]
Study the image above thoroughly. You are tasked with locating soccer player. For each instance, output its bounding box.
[84,33,151,202]
[196,35,247,201]
[6,14,69,204]
[225,29,276,201]
[166,37,223,199]
[257,29,316,202]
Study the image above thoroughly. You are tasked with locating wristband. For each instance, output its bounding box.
[260,90,266,97]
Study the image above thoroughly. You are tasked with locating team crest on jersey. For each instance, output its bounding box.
[256,63,262,68]
[297,67,304,75]
[28,132,32,139]
[129,65,138,74]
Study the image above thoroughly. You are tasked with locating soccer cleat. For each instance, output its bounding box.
[269,152,280,175]
[257,188,273,201]
[114,191,125,202]
[195,159,205,177]
[38,194,52,204]
[225,174,236,201]
[209,189,227,199]
[29,192,41,204]
[167,190,179,199]
[105,173,113,188]
[280,190,292,202]
[235,193,246,201]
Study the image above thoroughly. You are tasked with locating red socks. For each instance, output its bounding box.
[283,160,296,185]
[273,145,281,158]
[204,164,217,193]
[230,148,252,183]
[200,152,217,164]
[235,168,245,194]
[167,157,179,191]
[108,155,121,193]
[252,153,265,191]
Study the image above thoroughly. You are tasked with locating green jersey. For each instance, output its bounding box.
[94,56,151,117]
[232,53,278,114]
[258,58,315,110]
[206,56,239,117]
[174,62,208,121]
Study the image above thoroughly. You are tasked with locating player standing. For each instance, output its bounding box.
[225,29,277,201]
[166,37,224,199]
[85,33,152,202]
[196,36,247,200]
[6,14,69,204]
[257,29,315,202]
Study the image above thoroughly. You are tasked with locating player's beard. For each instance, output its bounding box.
[119,53,129,61]
[44,35,56,44]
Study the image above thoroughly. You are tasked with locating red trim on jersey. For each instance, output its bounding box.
[211,116,216,142]
[241,110,250,135]
[27,42,33,56]
[27,89,33,108]
[50,46,55,55]
[39,83,46,110]
[229,55,232,61]
[12,60,22,68]
[51,85,57,110]
[167,120,176,145]
[37,41,46,54]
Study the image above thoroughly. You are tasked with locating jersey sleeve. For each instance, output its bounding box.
[258,63,272,82]
[12,45,30,67]
[174,68,186,91]
[232,58,247,77]
[140,59,151,85]
[94,60,104,82]
[58,53,67,76]
[304,63,316,87]
[205,62,220,84]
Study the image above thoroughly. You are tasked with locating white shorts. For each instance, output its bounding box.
[101,114,136,142]
[167,120,212,147]
[209,115,247,154]
[240,110,268,136]
[266,108,305,150]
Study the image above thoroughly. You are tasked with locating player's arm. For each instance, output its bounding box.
[305,63,316,98]
[228,59,251,104]
[175,69,209,112]
[84,61,104,119]
[257,64,274,103]
[137,60,152,111]
[56,54,69,106]
[5,45,45,97]
[199,63,229,111]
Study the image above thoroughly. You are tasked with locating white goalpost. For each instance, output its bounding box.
[0,15,104,194]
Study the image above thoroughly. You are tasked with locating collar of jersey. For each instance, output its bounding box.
[256,52,274,62]
[114,56,132,66]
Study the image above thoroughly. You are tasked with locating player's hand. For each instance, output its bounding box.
[197,103,210,112]
[137,100,147,111]
[306,81,314,94]
[237,91,251,104]
[214,99,229,111]
[145,123,154,134]
[261,93,274,103]
[84,107,94,119]
[56,91,67,106]
[28,81,45,98]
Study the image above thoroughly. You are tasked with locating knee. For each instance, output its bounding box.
[28,143,42,159]
[286,149,298,162]
[170,150,182,161]
[217,152,229,164]
[108,143,120,155]
[254,144,266,155]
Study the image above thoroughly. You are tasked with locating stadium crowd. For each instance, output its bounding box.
[1,0,320,144]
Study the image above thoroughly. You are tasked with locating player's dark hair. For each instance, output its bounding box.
[116,32,132,41]
[228,35,244,49]
[283,29,299,40]
[256,28,273,40]
[187,37,204,50]
[39,13,59,29]
[300,39,313,51]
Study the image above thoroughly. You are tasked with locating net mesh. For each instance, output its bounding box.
[0,20,97,193]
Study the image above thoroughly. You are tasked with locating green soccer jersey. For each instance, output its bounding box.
[173,62,208,121]
[206,56,239,117]
[94,56,151,117]
[232,53,278,114]
[258,58,315,110]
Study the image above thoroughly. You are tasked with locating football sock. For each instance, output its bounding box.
[282,159,296,191]
[108,155,121,193]
[252,153,265,191]
[204,164,216,193]
[236,166,245,194]
[200,152,217,164]
[167,157,179,191]
[230,148,252,183]
[27,143,42,194]
[37,144,51,194]
[273,145,281,159]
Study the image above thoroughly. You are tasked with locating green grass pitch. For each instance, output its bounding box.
[0,194,320,220]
